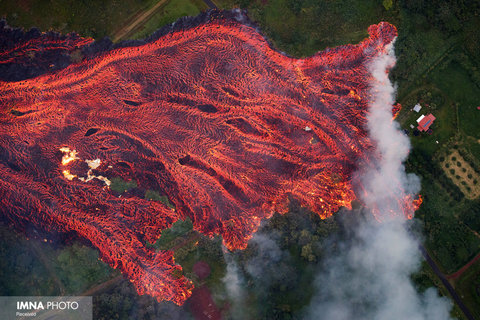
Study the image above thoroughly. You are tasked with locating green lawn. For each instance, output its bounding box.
[0,226,57,295]
[407,144,480,274]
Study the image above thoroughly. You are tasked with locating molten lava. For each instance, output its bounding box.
[0,12,400,304]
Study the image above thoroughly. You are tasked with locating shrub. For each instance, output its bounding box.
[456,175,461,179]
[457,161,462,167]
[450,169,455,174]
[446,163,450,168]
[452,156,457,161]
[468,174,473,179]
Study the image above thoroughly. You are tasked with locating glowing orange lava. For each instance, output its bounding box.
[0,13,400,304]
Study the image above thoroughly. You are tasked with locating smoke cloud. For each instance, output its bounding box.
[222,231,298,319]
[222,251,246,319]
[305,41,453,319]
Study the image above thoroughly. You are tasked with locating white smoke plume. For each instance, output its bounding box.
[222,232,296,319]
[304,41,454,319]
[222,251,246,319]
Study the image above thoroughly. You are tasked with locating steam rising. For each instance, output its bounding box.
[220,32,454,320]
[305,41,454,319]
[222,233,295,320]
[222,252,245,319]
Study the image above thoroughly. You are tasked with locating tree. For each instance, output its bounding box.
[383,0,393,10]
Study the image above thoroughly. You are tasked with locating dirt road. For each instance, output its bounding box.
[112,0,170,42]
[446,251,480,281]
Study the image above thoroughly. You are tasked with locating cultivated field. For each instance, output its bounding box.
[441,150,480,200]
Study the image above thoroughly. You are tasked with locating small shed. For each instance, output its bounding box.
[413,103,422,113]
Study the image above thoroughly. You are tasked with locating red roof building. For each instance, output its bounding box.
[417,114,436,132]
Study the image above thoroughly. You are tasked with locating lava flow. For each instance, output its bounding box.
[0,11,400,304]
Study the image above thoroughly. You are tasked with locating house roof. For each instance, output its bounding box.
[413,104,422,112]
[417,114,436,132]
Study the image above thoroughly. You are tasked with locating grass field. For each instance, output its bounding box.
[0,0,159,38]
[0,0,206,41]
[431,61,480,140]
[129,0,207,40]
[455,259,480,320]
[241,0,396,57]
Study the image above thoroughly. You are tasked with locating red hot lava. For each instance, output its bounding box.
[0,13,398,304]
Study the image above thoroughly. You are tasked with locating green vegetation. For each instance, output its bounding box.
[130,0,207,39]
[56,243,113,293]
[0,224,115,296]
[0,0,157,39]
[387,2,480,315]
[145,189,175,209]
[109,177,137,193]
[460,203,480,234]
[407,149,480,273]
[455,260,480,319]
[232,0,396,57]
[0,225,57,295]
[225,204,340,319]
[0,0,206,42]
[148,218,193,250]
[174,235,226,294]
[411,261,467,320]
